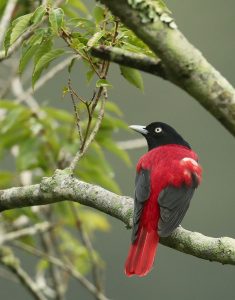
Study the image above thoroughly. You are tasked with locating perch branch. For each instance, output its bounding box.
[0,169,235,266]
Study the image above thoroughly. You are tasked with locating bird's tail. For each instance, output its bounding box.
[125,226,159,277]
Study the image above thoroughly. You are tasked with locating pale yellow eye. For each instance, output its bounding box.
[155,127,162,133]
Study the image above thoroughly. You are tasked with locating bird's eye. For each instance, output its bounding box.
[155,127,162,133]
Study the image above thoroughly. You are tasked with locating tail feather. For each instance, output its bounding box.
[125,227,159,277]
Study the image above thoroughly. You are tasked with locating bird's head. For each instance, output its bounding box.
[129,122,191,151]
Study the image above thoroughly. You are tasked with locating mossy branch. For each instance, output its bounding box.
[96,0,235,137]
[0,169,235,266]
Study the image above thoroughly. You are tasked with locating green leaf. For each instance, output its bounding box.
[80,209,110,232]
[4,13,33,54]
[87,30,105,48]
[96,79,112,88]
[49,8,64,35]
[93,5,105,23]
[71,37,86,51]
[100,138,131,166]
[19,44,38,74]
[86,69,95,83]
[31,5,46,25]
[33,48,65,87]
[34,39,53,66]
[19,29,47,74]
[105,102,123,117]
[43,107,73,123]
[68,57,76,73]
[73,18,95,32]
[120,65,144,91]
[66,0,89,15]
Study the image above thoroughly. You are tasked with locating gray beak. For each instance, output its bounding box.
[129,125,148,135]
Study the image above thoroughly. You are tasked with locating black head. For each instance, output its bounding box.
[129,122,191,151]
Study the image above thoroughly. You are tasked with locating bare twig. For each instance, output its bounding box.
[0,246,47,300]
[68,88,107,172]
[0,0,18,47]
[83,50,102,79]
[70,203,104,296]
[65,12,119,173]
[0,222,52,245]
[68,79,84,143]
[11,76,40,112]
[37,208,65,300]
[13,241,110,300]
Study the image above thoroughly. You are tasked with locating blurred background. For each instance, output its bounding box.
[0,0,235,299]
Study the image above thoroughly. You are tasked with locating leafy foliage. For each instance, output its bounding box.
[0,0,156,296]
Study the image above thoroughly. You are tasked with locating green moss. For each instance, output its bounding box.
[127,0,177,28]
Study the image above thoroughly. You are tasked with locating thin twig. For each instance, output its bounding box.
[83,49,102,79]
[0,246,47,300]
[11,76,41,112]
[70,203,104,296]
[68,79,84,143]
[13,241,110,300]
[0,0,18,47]
[68,88,107,172]
[37,208,65,300]
[67,14,119,172]
[0,222,52,245]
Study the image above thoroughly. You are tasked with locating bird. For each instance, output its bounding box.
[125,122,202,277]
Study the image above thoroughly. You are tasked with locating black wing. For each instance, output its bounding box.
[158,176,198,237]
[131,169,150,243]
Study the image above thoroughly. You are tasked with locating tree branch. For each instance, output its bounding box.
[13,241,110,300]
[96,0,235,137]
[90,46,167,79]
[0,0,18,47]
[0,169,235,266]
[0,222,52,245]
[0,247,47,300]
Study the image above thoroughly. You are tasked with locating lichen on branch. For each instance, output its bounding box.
[97,0,235,137]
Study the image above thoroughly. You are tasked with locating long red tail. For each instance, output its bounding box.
[125,226,159,277]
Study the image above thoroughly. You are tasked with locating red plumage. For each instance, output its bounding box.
[125,144,202,277]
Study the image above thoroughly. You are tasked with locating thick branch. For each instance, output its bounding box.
[0,169,235,266]
[90,46,167,79]
[98,0,235,137]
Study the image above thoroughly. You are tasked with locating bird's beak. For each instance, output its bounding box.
[129,125,148,135]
